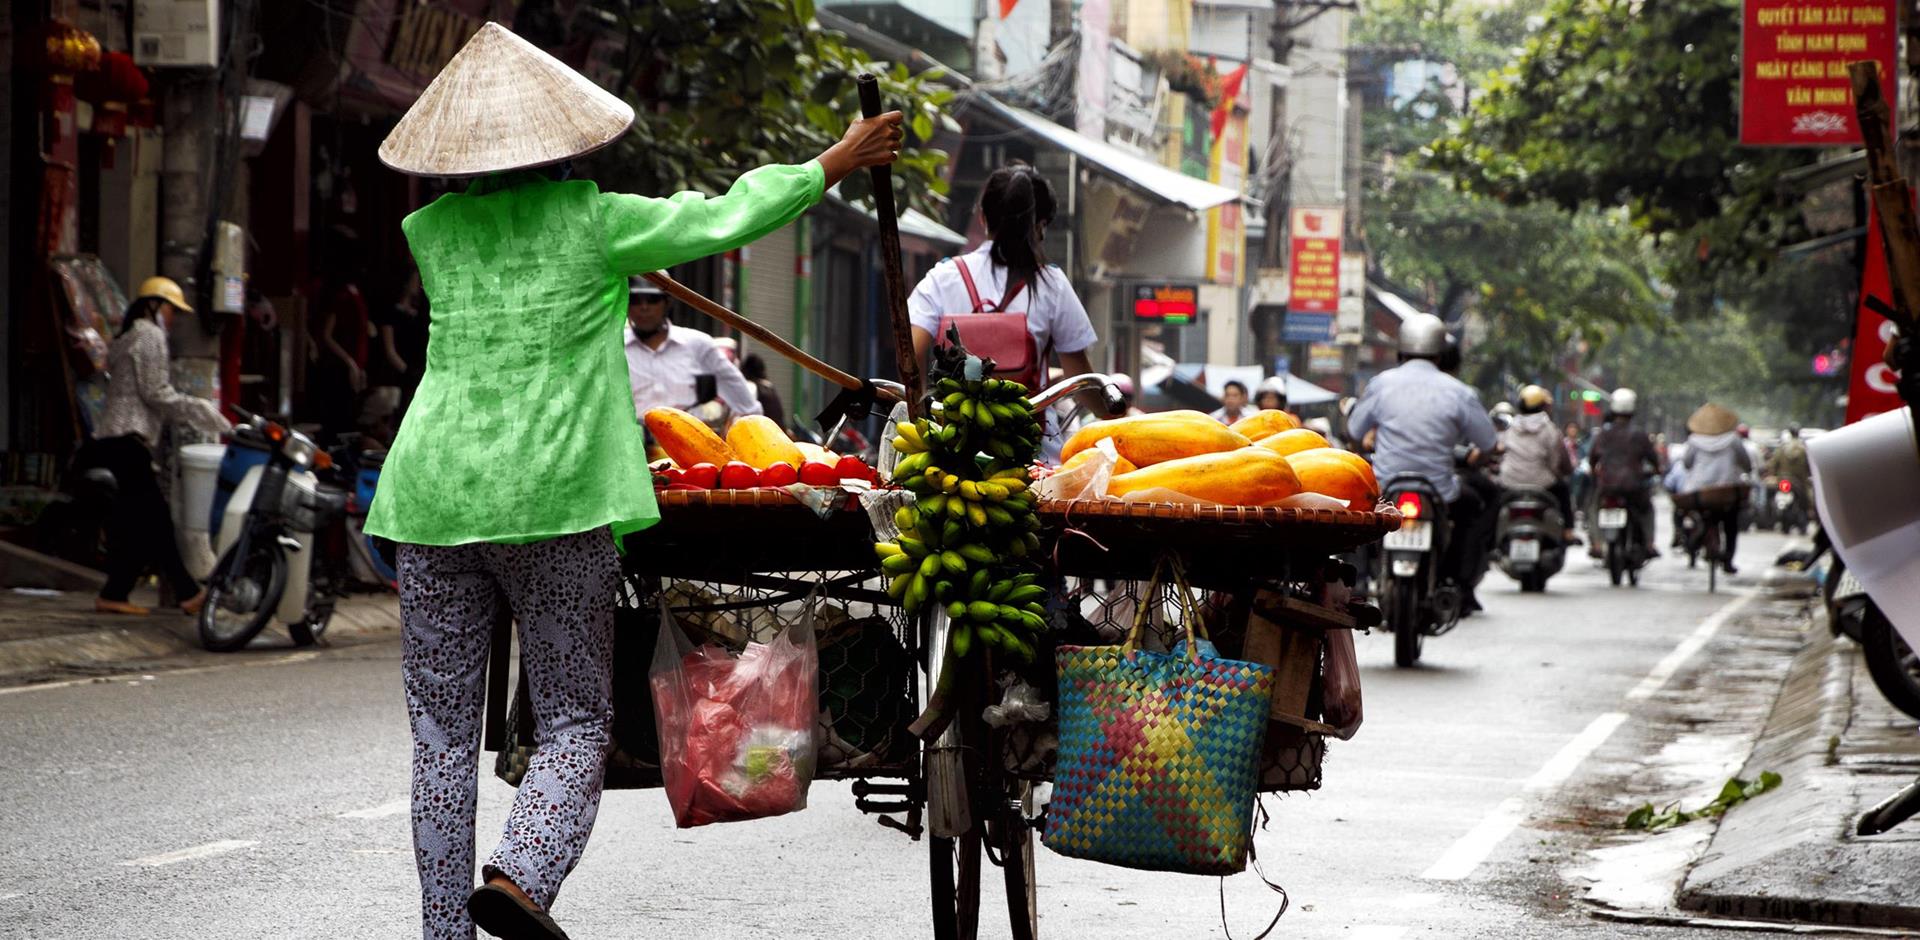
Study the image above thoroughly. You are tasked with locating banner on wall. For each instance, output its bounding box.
[1287,207,1343,314]
[1848,201,1905,423]
[1739,0,1897,146]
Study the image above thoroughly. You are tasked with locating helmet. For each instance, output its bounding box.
[1518,384,1551,412]
[1490,401,1517,418]
[1609,388,1638,416]
[136,276,193,314]
[1398,313,1449,357]
[1257,375,1287,395]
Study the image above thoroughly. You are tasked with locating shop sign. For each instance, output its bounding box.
[1133,283,1198,324]
[1740,0,1896,146]
[1206,111,1248,287]
[1282,312,1334,343]
[1308,343,1345,374]
[1288,207,1342,314]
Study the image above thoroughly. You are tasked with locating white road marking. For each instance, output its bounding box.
[122,839,257,867]
[0,652,321,696]
[1423,711,1629,881]
[339,799,410,820]
[0,893,21,902]
[1424,591,1759,882]
[1627,591,1754,701]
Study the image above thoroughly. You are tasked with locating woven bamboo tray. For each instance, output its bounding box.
[1039,498,1403,587]
[622,487,878,574]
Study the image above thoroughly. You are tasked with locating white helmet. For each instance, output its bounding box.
[1399,313,1450,357]
[1609,387,1638,416]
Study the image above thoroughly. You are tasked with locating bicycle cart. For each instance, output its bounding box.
[482,487,1399,939]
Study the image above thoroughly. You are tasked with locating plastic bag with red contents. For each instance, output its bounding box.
[649,594,818,827]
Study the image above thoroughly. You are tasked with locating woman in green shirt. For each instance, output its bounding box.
[371,24,901,940]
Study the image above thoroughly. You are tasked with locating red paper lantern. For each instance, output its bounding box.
[78,51,147,105]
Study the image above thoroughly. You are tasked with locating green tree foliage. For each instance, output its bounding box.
[1357,0,1664,384]
[1422,0,1808,280]
[588,0,953,215]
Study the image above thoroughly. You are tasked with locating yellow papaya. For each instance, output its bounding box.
[795,442,837,464]
[1284,449,1380,510]
[1230,410,1301,441]
[1107,447,1302,506]
[1059,448,1138,475]
[643,407,734,468]
[1256,428,1331,457]
[726,415,804,470]
[1060,411,1249,467]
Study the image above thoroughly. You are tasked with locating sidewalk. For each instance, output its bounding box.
[0,582,402,686]
[1677,598,1920,928]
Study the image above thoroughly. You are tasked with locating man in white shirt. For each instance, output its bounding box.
[623,277,761,421]
[1209,380,1252,424]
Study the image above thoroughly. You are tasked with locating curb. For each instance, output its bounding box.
[1677,623,1920,928]
[0,593,402,685]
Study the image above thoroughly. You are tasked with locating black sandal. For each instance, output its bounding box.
[468,883,570,940]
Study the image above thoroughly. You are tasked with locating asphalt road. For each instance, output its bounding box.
[0,524,1823,939]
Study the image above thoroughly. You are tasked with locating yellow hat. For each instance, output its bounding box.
[136,276,192,314]
[1518,384,1551,410]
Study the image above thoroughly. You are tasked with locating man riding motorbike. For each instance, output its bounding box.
[1498,384,1578,545]
[1586,388,1662,558]
[1348,313,1499,614]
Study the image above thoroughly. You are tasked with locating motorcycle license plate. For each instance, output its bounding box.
[1391,557,1421,577]
[1511,538,1541,563]
[1775,493,1793,511]
[1384,520,1433,551]
[1597,508,1629,530]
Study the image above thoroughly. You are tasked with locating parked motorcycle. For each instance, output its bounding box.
[1378,475,1460,667]
[1494,486,1566,592]
[199,409,348,651]
[1596,489,1650,587]
[1815,548,1920,720]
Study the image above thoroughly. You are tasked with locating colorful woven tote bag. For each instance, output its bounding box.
[1043,556,1275,875]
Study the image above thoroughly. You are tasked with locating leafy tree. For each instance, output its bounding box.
[588,0,953,215]
[1421,0,1810,280]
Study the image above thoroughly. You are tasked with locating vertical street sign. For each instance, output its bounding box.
[1288,207,1343,314]
[1740,0,1896,146]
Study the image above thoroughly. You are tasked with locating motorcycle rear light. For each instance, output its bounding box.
[1778,478,1792,492]
[1511,506,1540,519]
[1395,493,1423,519]
[312,450,334,471]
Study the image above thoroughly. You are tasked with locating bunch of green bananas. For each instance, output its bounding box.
[878,371,1047,661]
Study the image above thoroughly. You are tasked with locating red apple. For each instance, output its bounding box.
[681,463,720,489]
[758,462,799,487]
[799,460,841,487]
[719,461,761,489]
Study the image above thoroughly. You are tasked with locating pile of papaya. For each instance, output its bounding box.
[643,408,874,490]
[1058,409,1379,510]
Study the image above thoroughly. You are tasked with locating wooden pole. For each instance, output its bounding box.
[1850,62,1920,330]
[856,74,925,417]
[641,272,892,397]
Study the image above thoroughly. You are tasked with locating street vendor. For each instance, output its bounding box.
[365,22,901,940]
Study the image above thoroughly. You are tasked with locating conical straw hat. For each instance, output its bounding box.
[1687,402,1739,435]
[379,22,634,178]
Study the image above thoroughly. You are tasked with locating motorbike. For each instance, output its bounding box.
[1774,477,1809,534]
[1820,551,1920,720]
[326,434,397,591]
[1494,486,1566,592]
[199,408,348,651]
[1378,475,1460,667]
[1596,488,1651,587]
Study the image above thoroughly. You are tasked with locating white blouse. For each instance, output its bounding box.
[905,243,1098,356]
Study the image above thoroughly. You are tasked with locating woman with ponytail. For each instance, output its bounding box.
[906,163,1099,458]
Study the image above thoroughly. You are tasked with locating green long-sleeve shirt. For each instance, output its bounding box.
[365,161,826,546]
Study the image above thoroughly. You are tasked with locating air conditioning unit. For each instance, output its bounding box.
[134,0,219,68]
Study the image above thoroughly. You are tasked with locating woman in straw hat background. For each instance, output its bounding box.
[1679,402,1752,574]
[365,22,902,940]
[81,276,232,617]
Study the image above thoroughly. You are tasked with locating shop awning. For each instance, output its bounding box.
[1279,372,1340,406]
[824,189,968,247]
[968,96,1242,212]
[1366,281,1426,322]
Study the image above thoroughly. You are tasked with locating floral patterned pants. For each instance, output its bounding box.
[397,528,619,940]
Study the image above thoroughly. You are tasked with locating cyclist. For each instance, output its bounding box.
[1680,402,1751,574]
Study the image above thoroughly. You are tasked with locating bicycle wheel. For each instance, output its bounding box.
[991,780,1038,940]
[198,534,286,652]
[930,831,982,940]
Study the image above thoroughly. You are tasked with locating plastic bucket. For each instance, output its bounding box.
[211,441,272,535]
[177,443,228,533]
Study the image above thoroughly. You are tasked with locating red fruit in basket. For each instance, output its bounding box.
[681,463,720,489]
[658,465,685,485]
[758,462,799,487]
[799,460,841,487]
[719,461,761,489]
[834,455,874,483]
